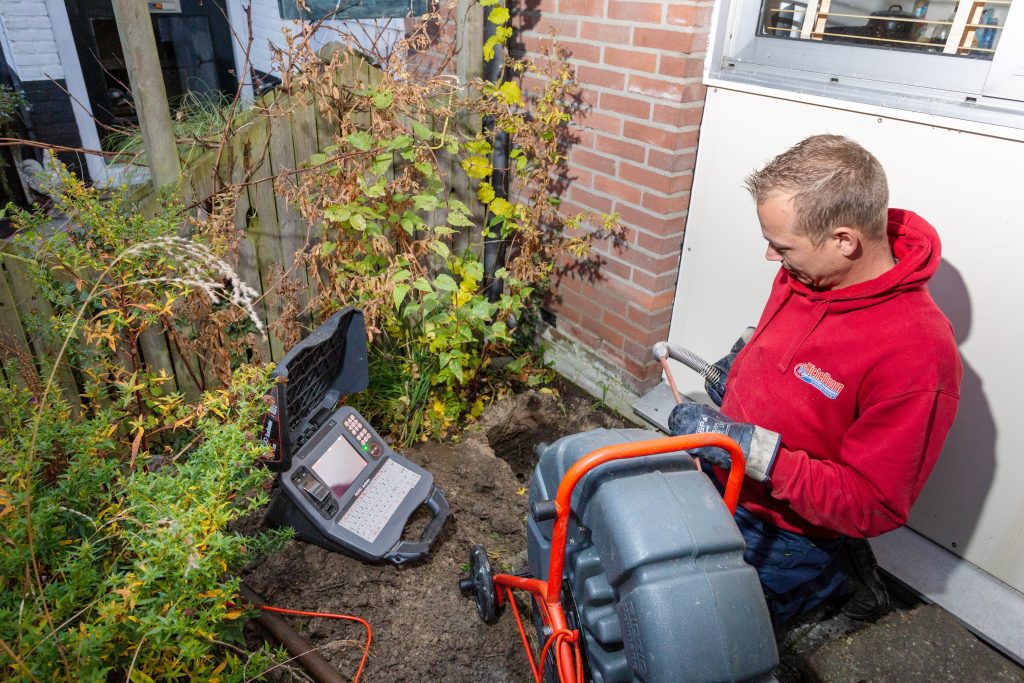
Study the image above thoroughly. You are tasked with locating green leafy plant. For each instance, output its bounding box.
[0,366,288,682]
[268,9,622,443]
[1,174,286,681]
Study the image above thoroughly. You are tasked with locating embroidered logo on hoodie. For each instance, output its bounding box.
[794,362,844,399]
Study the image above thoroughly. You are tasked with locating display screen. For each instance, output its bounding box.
[312,435,368,497]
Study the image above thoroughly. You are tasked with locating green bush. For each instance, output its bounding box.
[0,365,288,681]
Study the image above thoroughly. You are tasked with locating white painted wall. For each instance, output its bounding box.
[0,0,63,80]
[669,86,1024,596]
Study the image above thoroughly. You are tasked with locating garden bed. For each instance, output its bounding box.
[242,382,633,681]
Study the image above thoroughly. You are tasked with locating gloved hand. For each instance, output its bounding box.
[706,327,755,406]
[668,402,780,482]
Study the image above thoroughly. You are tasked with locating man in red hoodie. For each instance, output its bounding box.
[669,134,962,627]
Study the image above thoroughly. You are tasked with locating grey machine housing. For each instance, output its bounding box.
[528,428,778,682]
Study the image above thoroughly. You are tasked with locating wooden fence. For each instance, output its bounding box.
[0,47,486,409]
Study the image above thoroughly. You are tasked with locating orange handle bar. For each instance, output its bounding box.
[543,433,745,604]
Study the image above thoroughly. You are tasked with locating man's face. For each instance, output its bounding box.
[757,194,849,290]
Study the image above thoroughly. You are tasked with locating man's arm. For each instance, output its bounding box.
[768,388,960,538]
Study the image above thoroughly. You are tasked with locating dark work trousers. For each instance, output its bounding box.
[733,505,849,628]
[704,470,849,627]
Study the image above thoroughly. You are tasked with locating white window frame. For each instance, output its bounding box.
[706,0,1024,128]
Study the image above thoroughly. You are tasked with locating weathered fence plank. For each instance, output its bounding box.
[4,256,82,412]
[0,258,36,392]
[6,52,491,401]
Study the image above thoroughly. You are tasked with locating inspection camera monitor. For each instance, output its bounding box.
[262,308,450,565]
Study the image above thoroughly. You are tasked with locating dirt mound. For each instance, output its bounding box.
[243,385,633,681]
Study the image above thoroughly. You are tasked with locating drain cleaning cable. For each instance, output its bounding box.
[239,583,372,683]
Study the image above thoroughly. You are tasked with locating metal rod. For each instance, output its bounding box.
[239,583,346,683]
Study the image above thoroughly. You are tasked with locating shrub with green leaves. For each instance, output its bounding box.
[0,365,288,681]
[271,8,622,443]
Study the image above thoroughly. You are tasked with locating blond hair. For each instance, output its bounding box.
[744,135,889,244]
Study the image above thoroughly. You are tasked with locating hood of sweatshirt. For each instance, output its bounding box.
[749,209,942,371]
[786,208,941,309]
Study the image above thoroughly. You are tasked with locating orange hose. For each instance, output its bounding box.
[258,604,373,683]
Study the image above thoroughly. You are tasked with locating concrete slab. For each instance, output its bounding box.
[801,604,1024,682]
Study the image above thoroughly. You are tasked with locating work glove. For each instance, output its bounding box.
[668,402,780,483]
[705,327,755,406]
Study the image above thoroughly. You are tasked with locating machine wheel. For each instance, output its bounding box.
[459,544,502,624]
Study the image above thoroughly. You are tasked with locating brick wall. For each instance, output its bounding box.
[512,0,711,395]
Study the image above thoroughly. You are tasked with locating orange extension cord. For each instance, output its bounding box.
[258,604,373,682]
[503,586,583,683]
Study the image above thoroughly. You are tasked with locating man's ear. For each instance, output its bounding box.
[832,226,861,257]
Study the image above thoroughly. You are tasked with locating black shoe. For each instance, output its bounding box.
[838,538,891,622]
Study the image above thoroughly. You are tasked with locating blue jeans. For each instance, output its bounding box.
[733,505,849,628]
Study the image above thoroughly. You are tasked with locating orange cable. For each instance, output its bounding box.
[258,604,373,683]
[504,586,541,682]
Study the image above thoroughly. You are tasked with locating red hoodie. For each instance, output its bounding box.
[718,209,962,539]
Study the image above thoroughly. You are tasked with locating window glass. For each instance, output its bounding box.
[759,0,1012,60]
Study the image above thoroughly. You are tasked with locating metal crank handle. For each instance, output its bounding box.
[652,342,723,386]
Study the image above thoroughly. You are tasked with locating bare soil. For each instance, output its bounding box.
[242,382,632,682]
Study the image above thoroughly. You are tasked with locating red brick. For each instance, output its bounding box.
[580,21,631,43]
[617,204,686,237]
[627,305,674,328]
[652,103,705,127]
[596,252,633,281]
[629,247,683,275]
[557,286,603,321]
[603,46,657,72]
[581,318,625,352]
[557,199,589,222]
[633,27,698,52]
[570,147,617,175]
[560,40,602,64]
[574,128,596,148]
[622,340,663,368]
[603,276,677,314]
[632,268,678,293]
[628,75,707,103]
[659,54,706,79]
[518,16,580,38]
[624,120,699,151]
[570,185,614,213]
[575,109,622,135]
[598,309,630,339]
[566,167,594,188]
[595,134,646,162]
[667,4,713,27]
[557,318,602,349]
[575,65,626,89]
[633,229,687,257]
[520,33,555,57]
[607,0,662,22]
[581,278,631,317]
[593,173,643,206]
[642,191,691,215]
[559,0,606,16]
[577,85,600,108]
[621,160,694,194]
[599,92,651,119]
[648,149,697,173]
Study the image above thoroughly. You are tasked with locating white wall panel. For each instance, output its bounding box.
[669,86,1024,592]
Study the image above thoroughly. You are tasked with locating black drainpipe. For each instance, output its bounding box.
[482,7,510,302]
